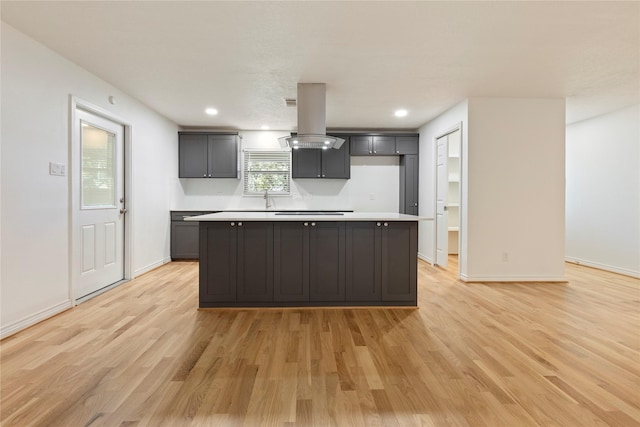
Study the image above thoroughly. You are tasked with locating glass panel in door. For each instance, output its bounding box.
[81,121,116,208]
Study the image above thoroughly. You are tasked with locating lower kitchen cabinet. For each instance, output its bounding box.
[345,222,381,301]
[345,221,417,303]
[200,220,416,307]
[381,221,417,302]
[309,222,346,301]
[200,221,273,303]
[273,222,309,301]
[273,222,346,302]
[200,222,237,302]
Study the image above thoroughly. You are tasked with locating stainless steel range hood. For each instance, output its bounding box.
[278,83,345,150]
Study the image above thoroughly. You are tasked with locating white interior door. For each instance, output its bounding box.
[75,109,125,299]
[435,135,449,267]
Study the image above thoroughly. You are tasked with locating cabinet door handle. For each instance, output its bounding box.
[230,222,235,226]
[373,151,377,154]
[377,222,381,227]
[238,222,242,226]
[208,174,212,177]
[304,222,308,226]
[414,203,418,207]
[203,174,207,177]
[384,222,389,227]
[322,174,325,178]
[311,222,316,227]
[369,151,372,154]
[317,175,321,177]
[396,150,400,154]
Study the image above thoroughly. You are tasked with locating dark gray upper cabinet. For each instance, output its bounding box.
[350,134,419,156]
[350,136,373,155]
[179,132,238,178]
[399,155,419,215]
[179,134,208,177]
[291,135,350,179]
[395,136,419,155]
[372,136,396,155]
[208,134,237,178]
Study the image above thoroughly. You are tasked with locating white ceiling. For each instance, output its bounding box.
[2,1,638,130]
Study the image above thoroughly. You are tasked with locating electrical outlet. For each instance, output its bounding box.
[49,162,66,176]
[502,252,509,262]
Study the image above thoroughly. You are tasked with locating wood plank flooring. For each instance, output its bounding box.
[1,258,639,426]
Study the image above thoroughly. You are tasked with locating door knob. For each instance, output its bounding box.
[444,206,448,211]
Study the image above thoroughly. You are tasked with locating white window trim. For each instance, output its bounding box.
[242,148,292,196]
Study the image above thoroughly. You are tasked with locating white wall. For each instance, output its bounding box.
[417,100,468,262]
[1,23,178,337]
[464,98,566,281]
[566,104,640,277]
[171,130,400,212]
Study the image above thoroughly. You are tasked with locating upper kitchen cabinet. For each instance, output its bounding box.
[350,135,419,156]
[350,135,396,156]
[179,132,238,178]
[395,136,419,155]
[292,135,350,179]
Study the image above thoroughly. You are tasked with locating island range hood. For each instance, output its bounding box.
[278,83,345,150]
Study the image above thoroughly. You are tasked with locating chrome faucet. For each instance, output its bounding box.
[264,189,272,210]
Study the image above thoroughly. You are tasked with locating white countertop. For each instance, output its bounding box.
[186,211,432,222]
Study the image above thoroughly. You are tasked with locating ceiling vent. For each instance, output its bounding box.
[279,83,344,150]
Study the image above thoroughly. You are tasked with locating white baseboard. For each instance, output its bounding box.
[133,257,172,278]
[418,252,434,265]
[460,274,567,283]
[565,257,640,278]
[1,300,72,340]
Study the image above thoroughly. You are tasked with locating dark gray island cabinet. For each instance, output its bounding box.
[196,214,419,308]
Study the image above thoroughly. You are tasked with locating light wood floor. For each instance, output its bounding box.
[1,258,639,426]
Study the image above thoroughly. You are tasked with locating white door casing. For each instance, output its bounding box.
[436,135,449,267]
[74,109,125,299]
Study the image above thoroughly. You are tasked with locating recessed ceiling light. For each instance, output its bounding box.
[322,146,329,150]
[292,140,298,144]
[394,109,408,117]
[324,140,331,145]
[205,108,218,116]
[261,125,270,130]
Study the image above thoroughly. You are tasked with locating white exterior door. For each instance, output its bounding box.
[435,135,449,267]
[74,109,125,299]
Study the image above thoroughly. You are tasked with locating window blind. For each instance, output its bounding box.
[243,150,291,195]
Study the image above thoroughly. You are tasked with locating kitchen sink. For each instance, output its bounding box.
[274,211,344,215]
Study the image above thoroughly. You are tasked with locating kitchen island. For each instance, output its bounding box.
[186,212,425,308]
